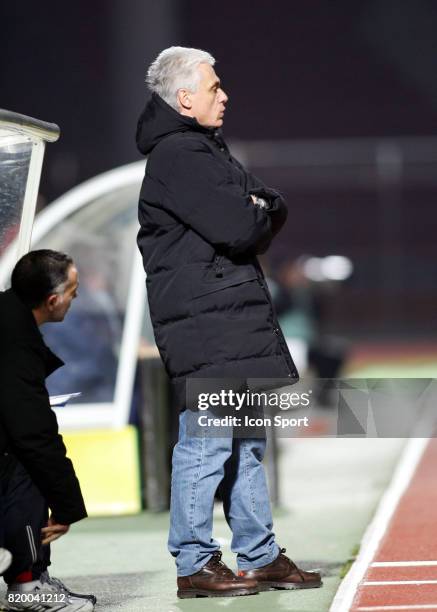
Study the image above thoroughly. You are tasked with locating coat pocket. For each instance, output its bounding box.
[191,263,258,299]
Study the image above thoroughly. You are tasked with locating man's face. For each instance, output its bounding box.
[185,63,228,128]
[47,265,79,322]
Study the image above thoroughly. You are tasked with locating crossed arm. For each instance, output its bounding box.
[159,141,287,256]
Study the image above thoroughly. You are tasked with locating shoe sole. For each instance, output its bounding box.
[260,580,323,590]
[177,588,259,598]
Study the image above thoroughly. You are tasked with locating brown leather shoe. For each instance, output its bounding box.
[238,548,322,590]
[177,551,259,598]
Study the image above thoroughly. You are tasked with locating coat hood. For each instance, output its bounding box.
[136,93,214,155]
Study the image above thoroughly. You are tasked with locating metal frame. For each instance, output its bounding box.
[0,109,59,143]
[0,160,147,430]
[0,109,60,261]
[16,139,46,261]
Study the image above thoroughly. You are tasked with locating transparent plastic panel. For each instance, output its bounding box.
[38,184,143,404]
[0,129,33,254]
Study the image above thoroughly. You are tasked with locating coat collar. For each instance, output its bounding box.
[2,289,64,376]
[136,92,225,155]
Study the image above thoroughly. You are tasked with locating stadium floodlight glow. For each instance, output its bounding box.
[303,255,353,282]
[321,255,353,281]
[303,257,325,282]
[0,109,59,264]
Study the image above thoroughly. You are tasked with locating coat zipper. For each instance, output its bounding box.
[255,271,297,379]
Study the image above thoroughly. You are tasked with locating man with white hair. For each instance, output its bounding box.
[136,46,322,598]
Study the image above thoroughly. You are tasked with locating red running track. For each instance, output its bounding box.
[351,438,437,611]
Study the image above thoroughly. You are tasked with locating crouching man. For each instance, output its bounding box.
[0,250,96,611]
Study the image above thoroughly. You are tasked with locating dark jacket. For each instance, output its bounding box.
[0,289,87,524]
[136,93,298,406]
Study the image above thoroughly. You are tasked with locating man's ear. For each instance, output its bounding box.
[177,88,192,111]
[46,293,59,312]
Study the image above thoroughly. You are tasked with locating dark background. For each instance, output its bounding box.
[2,0,437,337]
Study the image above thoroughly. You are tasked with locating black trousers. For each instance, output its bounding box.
[0,458,51,584]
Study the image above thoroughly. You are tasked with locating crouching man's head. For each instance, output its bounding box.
[11,249,78,325]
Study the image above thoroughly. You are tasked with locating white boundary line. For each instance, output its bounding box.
[357,606,437,611]
[372,561,437,567]
[329,437,430,612]
[364,580,437,586]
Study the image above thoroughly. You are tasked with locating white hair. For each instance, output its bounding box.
[146,46,215,111]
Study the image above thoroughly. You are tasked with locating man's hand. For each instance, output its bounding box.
[41,517,70,545]
[250,194,270,210]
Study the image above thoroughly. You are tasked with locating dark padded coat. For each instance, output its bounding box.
[0,289,87,525]
[136,93,298,407]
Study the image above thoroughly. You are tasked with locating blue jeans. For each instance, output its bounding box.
[168,410,280,576]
